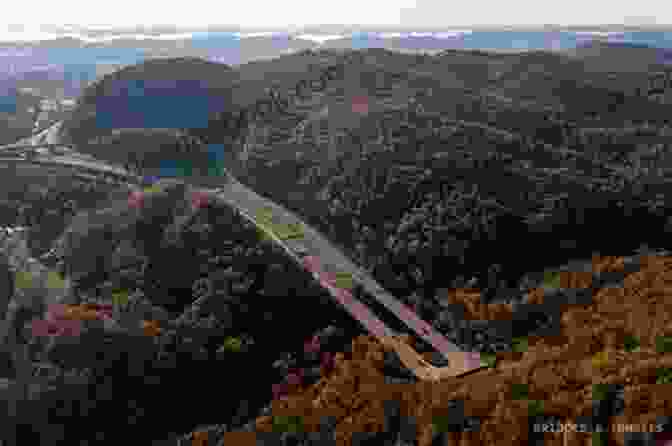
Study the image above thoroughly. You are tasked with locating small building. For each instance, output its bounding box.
[61,99,77,111]
[39,99,58,111]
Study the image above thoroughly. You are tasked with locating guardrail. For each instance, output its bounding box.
[0,148,484,380]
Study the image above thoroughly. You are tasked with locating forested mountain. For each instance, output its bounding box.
[5,43,672,445]
[59,57,237,146]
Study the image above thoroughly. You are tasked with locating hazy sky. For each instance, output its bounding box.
[0,0,669,29]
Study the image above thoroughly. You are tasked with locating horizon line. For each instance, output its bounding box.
[24,23,672,31]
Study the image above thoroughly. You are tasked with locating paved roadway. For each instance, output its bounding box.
[0,122,478,379]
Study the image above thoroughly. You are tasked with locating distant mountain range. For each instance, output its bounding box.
[0,29,670,101]
[0,27,671,146]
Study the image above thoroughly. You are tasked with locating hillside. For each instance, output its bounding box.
[568,40,672,73]
[0,177,370,445]
[59,57,238,147]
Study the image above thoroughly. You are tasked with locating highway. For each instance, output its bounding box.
[0,122,482,380]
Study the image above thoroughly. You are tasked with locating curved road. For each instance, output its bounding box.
[0,122,481,380]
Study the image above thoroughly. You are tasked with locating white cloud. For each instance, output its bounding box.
[0,0,670,29]
[0,0,408,29]
[398,0,672,26]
